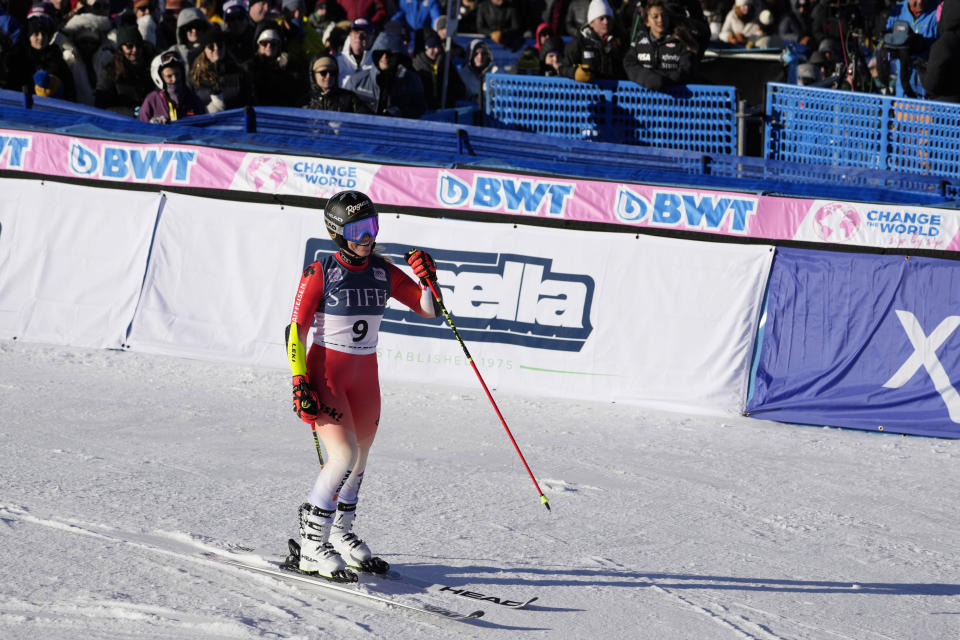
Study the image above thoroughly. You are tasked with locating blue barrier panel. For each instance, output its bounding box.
[765,82,960,180]
[747,247,960,438]
[1,94,956,205]
[483,73,738,154]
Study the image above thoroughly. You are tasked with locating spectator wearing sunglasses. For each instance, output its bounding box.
[304,53,371,112]
[95,23,155,115]
[173,6,211,69]
[248,22,305,105]
[138,48,203,122]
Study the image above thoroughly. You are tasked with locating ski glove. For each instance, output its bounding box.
[405,249,438,286]
[292,374,320,423]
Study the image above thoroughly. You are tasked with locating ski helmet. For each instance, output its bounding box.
[150,49,184,89]
[324,190,379,251]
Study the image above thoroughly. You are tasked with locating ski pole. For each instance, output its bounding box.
[311,421,324,466]
[423,277,550,512]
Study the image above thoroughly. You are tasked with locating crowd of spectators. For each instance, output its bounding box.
[0,0,957,126]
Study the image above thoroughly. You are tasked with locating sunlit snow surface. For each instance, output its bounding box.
[2,340,959,639]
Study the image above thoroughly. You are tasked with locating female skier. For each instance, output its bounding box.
[285,190,440,582]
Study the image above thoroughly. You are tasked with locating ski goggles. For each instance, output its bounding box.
[342,216,379,242]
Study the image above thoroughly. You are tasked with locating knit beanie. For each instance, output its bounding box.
[586,0,613,23]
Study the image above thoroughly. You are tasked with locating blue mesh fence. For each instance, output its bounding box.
[1,90,958,205]
[765,82,960,182]
[483,73,738,154]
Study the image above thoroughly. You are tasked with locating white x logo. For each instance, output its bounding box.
[883,310,960,423]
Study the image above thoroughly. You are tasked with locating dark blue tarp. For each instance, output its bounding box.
[747,248,960,437]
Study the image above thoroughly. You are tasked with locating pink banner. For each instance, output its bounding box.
[3,128,958,252]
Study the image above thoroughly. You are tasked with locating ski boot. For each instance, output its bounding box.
[292,503,357,583]
[329,502,390,574]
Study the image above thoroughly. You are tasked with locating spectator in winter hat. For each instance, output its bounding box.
[248,0,272,26]
[59,9,113,104]
[411,31,465,109]
[249,22,305,105]
[560,0,625,81]
[539,33,563,74]
[345,30,427,117]
[95,22,156,115]
[3,6,74,100]
[304,53,371,111]
[335,17,373,87]
[138,48,204,122]
[189,25,253,111]
[719,0,762,45]
[174,6,211,69]
[223,0,255,62]
[457,37,495,103]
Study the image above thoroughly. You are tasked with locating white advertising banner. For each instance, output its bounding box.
[125,191,310,366]
[371,214,774,414]
[105,191,774,413]
[0,178,160,348]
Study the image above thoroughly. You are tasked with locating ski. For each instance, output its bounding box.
[383,571,539,610]
[202,551,485,622]
[284,538,537,610]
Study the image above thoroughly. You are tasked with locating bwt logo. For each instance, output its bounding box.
[69,140,197,182]
[437,171,574,217]
[615,186,757,233]
[302,240,594,352]
[884,310,960,423]
[0,135,31,169]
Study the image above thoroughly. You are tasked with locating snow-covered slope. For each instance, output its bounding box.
[2,340,958,639]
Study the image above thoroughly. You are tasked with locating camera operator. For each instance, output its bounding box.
[879,0,939,97]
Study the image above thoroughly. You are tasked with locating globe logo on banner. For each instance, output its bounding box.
[302,240,595,352]
[812,202,862,242]
[246,155,289,192]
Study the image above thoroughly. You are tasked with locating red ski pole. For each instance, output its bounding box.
[423,278,551,512]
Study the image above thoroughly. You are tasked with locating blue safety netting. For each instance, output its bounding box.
[1,88,957,206]
[766,82,960,182]
[484,73,738,154]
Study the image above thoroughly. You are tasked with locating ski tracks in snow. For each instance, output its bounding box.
[588,555,820,640]
[0,505,404,638]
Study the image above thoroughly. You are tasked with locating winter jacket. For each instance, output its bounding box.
[95,51,156,116]
[623,28,695,90]
[305,86,372,112]
[922,0,960,100]
[458,39,497,102]
[335,35,372,88]
[883,0,940,97]
[137,85,204,122]
[4,40,76,101]
[60,13,116,106]
[174,8,210,72]
[560,24,626,80]
[476,0,522,46]
[391,0,442,31]
[344,31,426,117]
[190,56,254,112]
[411,49,466,109]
